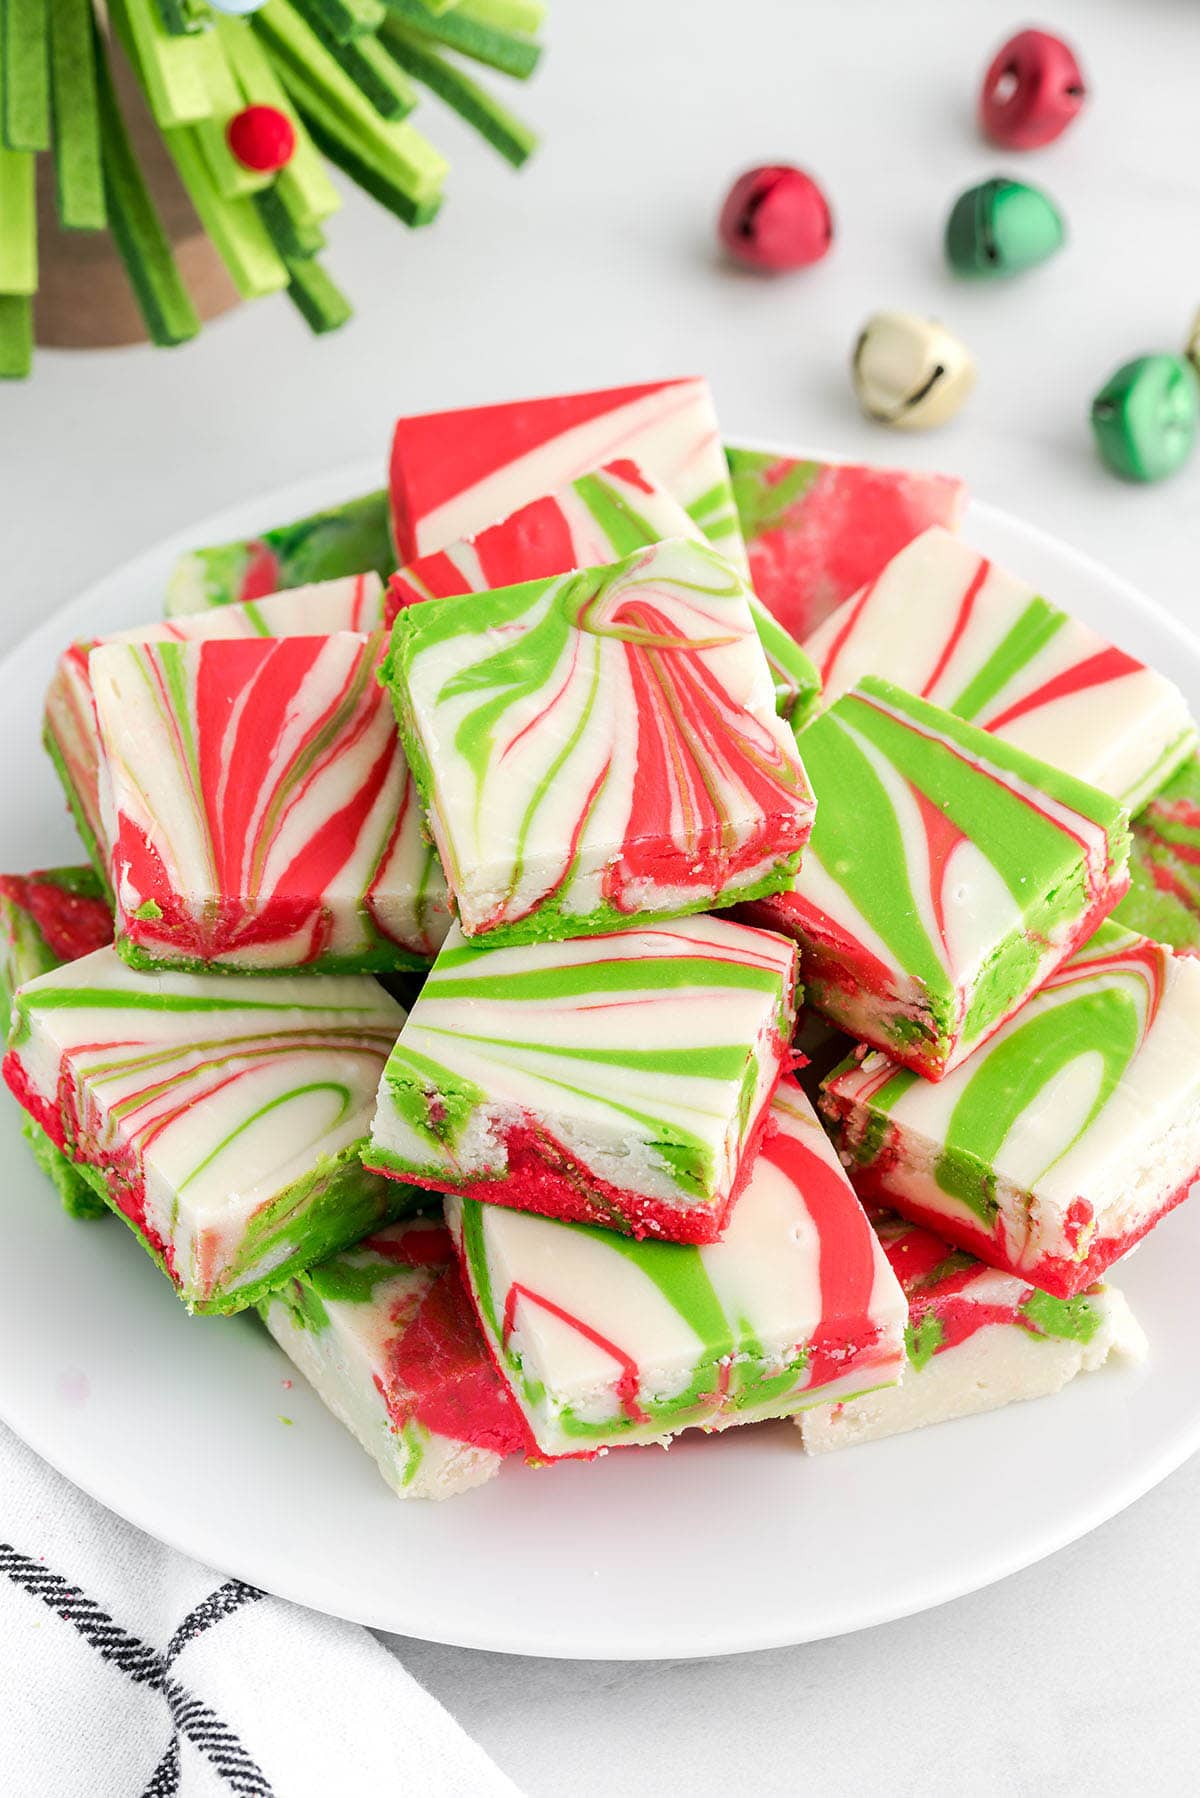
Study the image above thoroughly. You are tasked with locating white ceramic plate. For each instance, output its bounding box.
[2,456,1199,1661]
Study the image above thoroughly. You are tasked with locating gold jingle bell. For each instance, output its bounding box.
[1186,307,1200,378]
[851,311,976,431]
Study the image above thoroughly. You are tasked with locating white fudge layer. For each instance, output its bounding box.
[369,916,797,1216]
[446,1084,908,1457]
[393,377,748,574]
[392,538,812,940]
[8,947,404,1301]
[91,631,449,970]
[43,575,389,870]
[260,1223,503,1502]
[805,527,1195,813]
[799,1285,1146,1453]
[827,925,1200,1282]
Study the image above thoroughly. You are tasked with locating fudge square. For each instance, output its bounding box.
[1115,752,1200,956]
[90,632,450,974]
[805,527,1195,815]
[797,1211,1146,1453]
[0,866,113,1220]
[444,1082,908,1458]
[3,946,416,1312]
[44,573,386,889]
[821,923,1200,1298]
[725,445,966,640]
[388,376,746,572]
[260,1213,527,1500]
[387,456,821,726]
[365,914,799,1244]
[0,866,112,1024]
[383,537,817,946]
[744,676,1130,1080]
[165,490,393,616]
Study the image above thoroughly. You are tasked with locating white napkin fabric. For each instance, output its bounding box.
[0,1421,521,1798]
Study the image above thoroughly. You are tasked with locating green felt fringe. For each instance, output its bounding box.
[0,0,542,374]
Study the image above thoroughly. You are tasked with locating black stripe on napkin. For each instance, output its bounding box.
[167,1579,264,1663]
[1,1544,274,1796]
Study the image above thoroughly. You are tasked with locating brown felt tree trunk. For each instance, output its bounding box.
[33,38,240,351]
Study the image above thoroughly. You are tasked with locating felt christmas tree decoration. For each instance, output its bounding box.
[0,0,545,376]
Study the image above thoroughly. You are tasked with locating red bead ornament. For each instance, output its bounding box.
[718,165,833,273]
[979,28,1086,150]
[227,105,296,174]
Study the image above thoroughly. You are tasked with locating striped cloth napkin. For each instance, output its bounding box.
[0,1421,520,1798]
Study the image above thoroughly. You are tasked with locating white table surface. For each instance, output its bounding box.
[4,0,1200,1790]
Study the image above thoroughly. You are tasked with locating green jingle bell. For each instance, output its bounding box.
[944,178,1065,278]
[1091,355,1200,483]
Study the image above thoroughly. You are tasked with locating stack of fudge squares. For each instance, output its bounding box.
[8,373,1200,1504]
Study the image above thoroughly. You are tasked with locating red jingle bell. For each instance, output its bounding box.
[227,104,297,174]
[718,165,833,273]
[979,28,1086,150]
